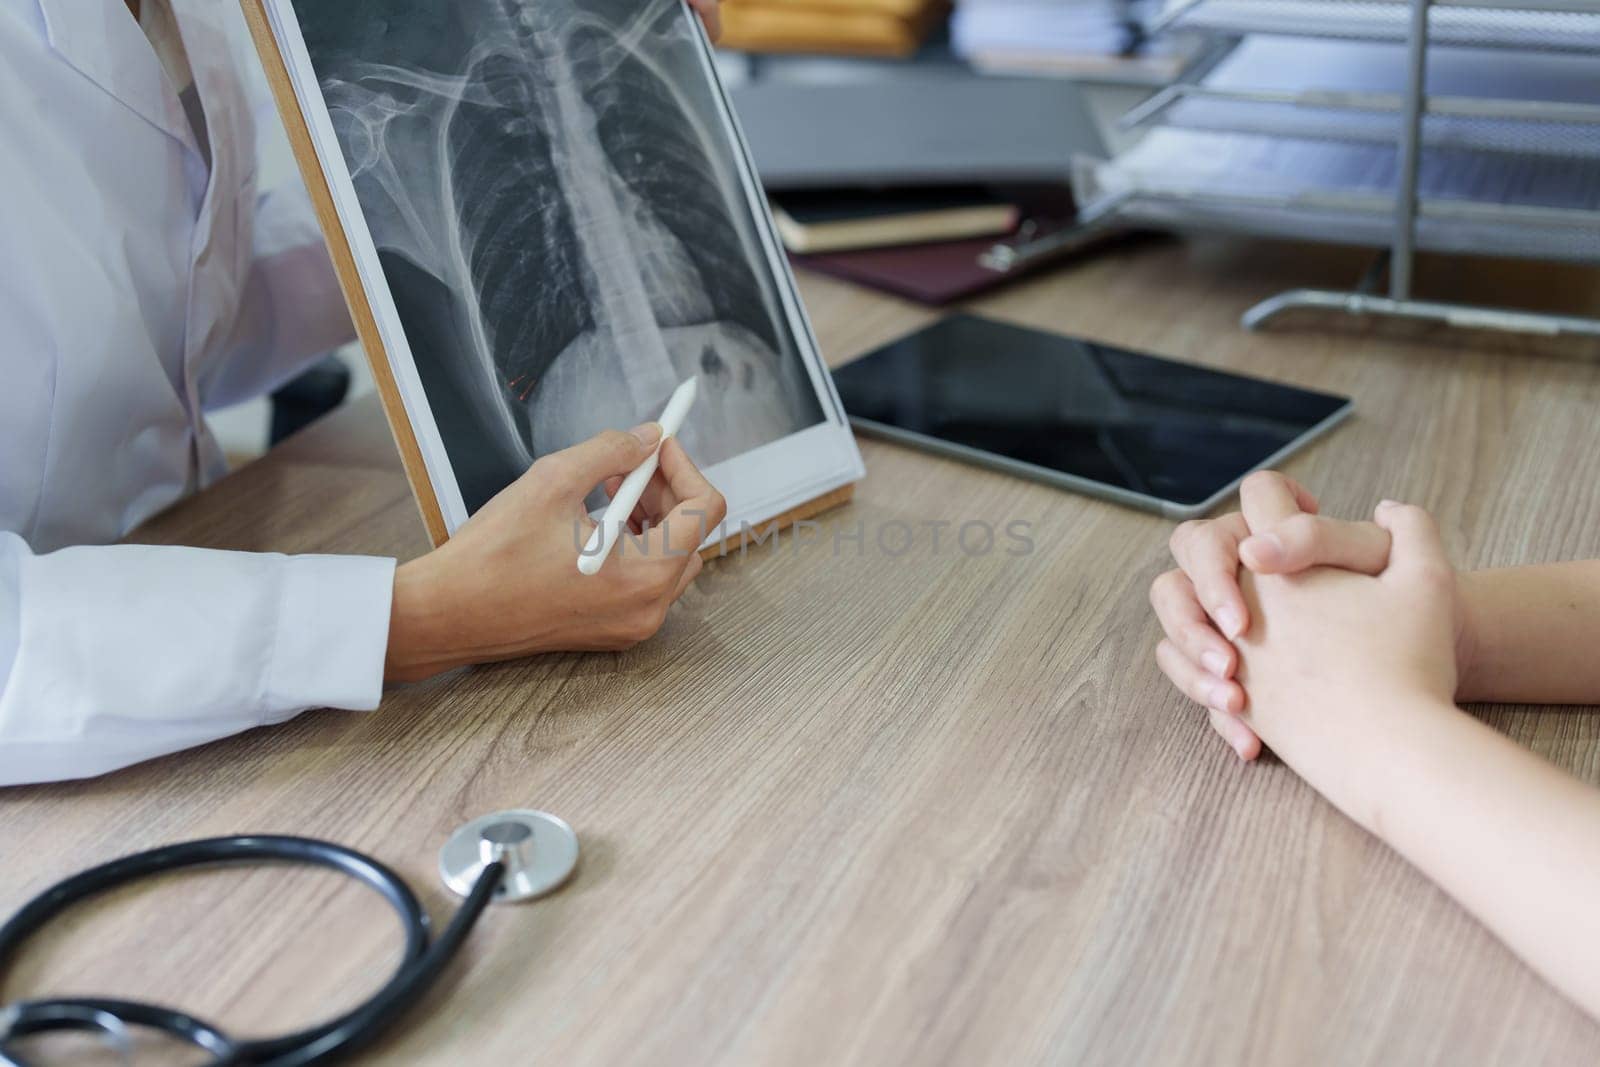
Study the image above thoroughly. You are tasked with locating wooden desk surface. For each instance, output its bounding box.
[6,238,1600,1065]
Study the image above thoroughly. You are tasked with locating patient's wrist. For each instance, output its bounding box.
[1452,570,1492,704]
[1272,692,1463,843]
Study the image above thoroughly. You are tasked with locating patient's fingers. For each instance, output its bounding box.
[1208,706,1261,762]
[1156,639,1256,760]
[1239,514,1392,575]
[1157,639,1245,717]
[1150,569,1238,679]
[1239,470,1316,531]
[1375,500,1451,585]
[1169,513,1251,639]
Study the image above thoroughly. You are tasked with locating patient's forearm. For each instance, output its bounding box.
[1261,693,1600,1023]
[1459,562,1600,705]
[1370,703,1600,1022]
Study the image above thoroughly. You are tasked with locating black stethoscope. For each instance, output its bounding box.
[0,810,578,1066]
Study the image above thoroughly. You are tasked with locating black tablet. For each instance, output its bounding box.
[832,315,1353,518]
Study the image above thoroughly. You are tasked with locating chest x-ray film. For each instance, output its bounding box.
[249,0,862,540]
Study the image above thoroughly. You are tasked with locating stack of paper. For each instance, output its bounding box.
[720,0,952,57]
[1074,20,1600,264]
[951,0,1204,83]
[1160,0,1600,51]
[1076,126,1600,262]
[1089,128,1600,208]
[1149,37,1600,159]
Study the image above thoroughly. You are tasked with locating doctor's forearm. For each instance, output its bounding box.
[386,561,464,683]
[383,548,604,682]
[384,552,565,683]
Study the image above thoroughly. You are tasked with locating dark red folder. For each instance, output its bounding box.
[792,217,1082,306]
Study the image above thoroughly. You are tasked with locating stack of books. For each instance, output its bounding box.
[770,185,1085,305]
[771,186,1022,254]
[720,0,952,58]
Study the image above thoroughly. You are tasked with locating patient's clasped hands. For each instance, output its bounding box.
[1151,471,1472,775]
[1150,471,1600,1022]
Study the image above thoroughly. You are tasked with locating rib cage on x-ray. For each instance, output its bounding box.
[296,0,823,511]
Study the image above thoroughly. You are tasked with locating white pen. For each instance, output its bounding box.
[578,376,700,576]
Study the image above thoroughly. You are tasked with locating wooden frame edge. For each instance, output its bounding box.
[240,0,451,547]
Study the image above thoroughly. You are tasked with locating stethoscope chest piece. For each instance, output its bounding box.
[439,809,579,903]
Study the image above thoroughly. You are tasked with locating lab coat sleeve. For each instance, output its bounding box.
[201,178,358,410]
[0,532,395,786]
[200,7,357,408]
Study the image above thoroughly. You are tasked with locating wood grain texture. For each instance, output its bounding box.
[4,237,1600,1065]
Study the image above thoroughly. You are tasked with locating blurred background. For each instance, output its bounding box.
[213,0,1194,460]
[215,0,1600,460]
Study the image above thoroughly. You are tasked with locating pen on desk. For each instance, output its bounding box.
[578,376,699,576]
[978,216,1118,274]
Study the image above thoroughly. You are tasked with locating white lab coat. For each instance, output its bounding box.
[0,0,395,785]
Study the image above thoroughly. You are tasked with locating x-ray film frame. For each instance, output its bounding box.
[242,0,863,549]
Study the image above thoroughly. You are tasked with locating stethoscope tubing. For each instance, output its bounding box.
[0,835,503,1066]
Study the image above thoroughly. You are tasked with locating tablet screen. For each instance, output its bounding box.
[832,315,1351,509]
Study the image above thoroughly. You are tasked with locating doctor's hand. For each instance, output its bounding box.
[385,425,727,683]
[688,0,723,40]
[1150,472,1393,760]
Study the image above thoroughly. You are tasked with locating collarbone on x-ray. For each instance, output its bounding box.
[302,0,823,510]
